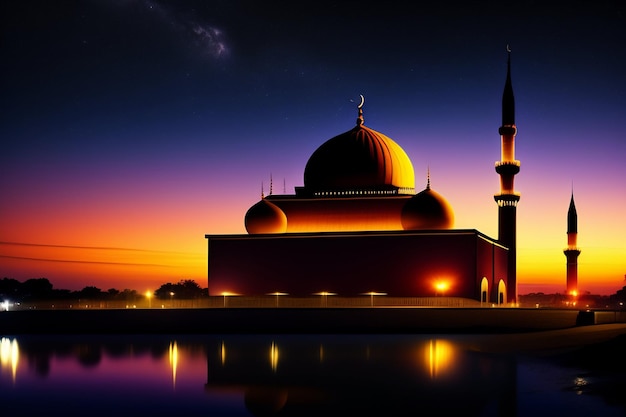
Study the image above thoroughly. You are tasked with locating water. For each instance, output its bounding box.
[1,333,624,416]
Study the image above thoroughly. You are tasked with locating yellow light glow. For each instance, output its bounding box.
[313,292,336,307]
[434,280,450,295]
[168,341,178,389]
[221,292,239,307]
[220,341,226,365]
[270,341,279,372]
[267,292,288,307]
[426,339,456,379]
[0,337,19,383]
[361,292,387,306]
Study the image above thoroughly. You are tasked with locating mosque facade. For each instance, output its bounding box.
[205,52,519,304]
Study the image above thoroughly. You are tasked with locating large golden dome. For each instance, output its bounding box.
[302,107,415,195]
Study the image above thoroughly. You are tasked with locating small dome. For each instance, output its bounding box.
[303,107,415,194]
[401,183,454,230]
[245,198,287,234]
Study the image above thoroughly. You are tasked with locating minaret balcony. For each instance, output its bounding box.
[564,248,581,255]
[494,193,520,207]
[495,160,520,167]
[499,125,517,135]
[495,161,520,175]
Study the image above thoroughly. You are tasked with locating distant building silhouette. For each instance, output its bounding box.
[205,50,519,304]
[564,192,581,295]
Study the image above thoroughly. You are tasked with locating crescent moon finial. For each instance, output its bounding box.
[358,94,365,109]
[506,44,511,53]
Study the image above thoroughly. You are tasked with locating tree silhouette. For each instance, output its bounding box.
[22,278,54,301]
[154,279,205,299]
[0,277,21,299]
[119,289,138,302]
[78,286,103,299]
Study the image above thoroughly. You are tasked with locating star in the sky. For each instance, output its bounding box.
[140,0,229,59]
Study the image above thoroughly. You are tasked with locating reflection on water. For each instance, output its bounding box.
[169,341,178,389]
[0,334,624,416]
[0,337,18,383]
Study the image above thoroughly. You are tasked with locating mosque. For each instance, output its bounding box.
[205,51,520,304]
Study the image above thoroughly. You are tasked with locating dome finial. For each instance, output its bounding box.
[261,182,265,199]
[426,166,431,190]
[269,173,273,196]
[356,94,365,126]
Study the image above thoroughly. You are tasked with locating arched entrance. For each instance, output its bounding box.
[498,280,507,306]
[480,277,489,305]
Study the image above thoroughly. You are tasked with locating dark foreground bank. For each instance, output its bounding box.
[1,307,625,335]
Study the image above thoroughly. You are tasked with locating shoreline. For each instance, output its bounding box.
[2,307,625,335]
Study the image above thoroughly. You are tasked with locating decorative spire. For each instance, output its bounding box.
[502,45,515,127]
[261,182,265,199]
[269,173,273,196]
[426,166,431,190]
[356,94,365,126]
[567,191,578,234]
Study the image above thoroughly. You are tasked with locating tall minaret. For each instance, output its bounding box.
[494,47,520,304]
[564,192,581,295]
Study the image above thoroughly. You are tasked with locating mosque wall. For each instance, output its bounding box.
[266,196,410,233]
[206,230,508,301]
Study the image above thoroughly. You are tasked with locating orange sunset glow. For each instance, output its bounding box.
[1,2,624,297]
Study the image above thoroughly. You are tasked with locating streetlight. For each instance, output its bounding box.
[313,292,336,307]
[267,292,288,307]
[434,281,449,297]
[221,292,238,307]
[361,292,387,307]
[169,292,175,308]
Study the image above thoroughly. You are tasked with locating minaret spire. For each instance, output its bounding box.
[502,46,515,127]
[567,191,578,235]
[564,191,581,296]
[494,46,521,305]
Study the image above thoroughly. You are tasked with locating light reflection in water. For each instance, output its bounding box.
[426,339,456,379]
[269,341,279,372]
[169,341,178,389]
[573,376,588,395]
[0,334,623,417]
[0,337,18,384]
